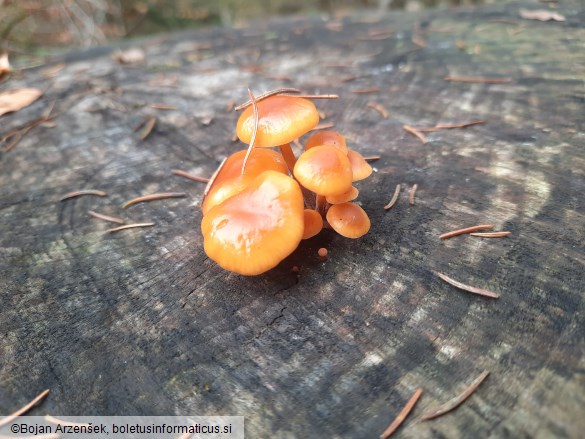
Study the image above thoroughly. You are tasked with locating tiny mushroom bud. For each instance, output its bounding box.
[347,149,373,181]
[294,145,353,196]
[202,149,288,214]
[201,170,304,276]
[305,130,348,153]
[326,202,371,238]
[302,209,324,239]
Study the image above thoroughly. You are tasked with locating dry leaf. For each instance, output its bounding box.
[113,48,146,65]
[0,88,42,116]
[519,9,566,22]
[0,52,11,79]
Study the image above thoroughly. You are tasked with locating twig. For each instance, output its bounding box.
[44,415,89,427]
[3,101,56,152]
[409,184,418,205]
[364,155,381,162]
[403,125,428,144]
[60,190,107,201]
[106,223,155,233]
[137,116,156,140]
[150,104,177,110]
[380,388,423,438]
[123,192,187,208]
[469,231,511,238]
[384,185,401,210]
[351,87,380,94]
[367,102,389,118]
[88,210,125,225]
[439,224,494,239]
[203,157,227,199]
[278,93,340,100]
[0,389,49,427]
[241,88,259,174]
[312,122,335,131]
[444,76,513,84]
[171,170,210,183]
[411,36,426,48]
[235,87,301,110]
[433,272,499,299]
[416,120,485,132]
[421,371,490,420]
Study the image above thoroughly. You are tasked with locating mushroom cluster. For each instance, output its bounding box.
[201,92,372,275]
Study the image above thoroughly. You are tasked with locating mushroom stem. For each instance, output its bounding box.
[278,143,297,173]
[315,194,327,215]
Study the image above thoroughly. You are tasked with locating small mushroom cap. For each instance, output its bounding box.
[293,145,353,196]
[201,170,304,275]
[326,186,359,204]
[302,209,323,239]
[202,149,288,214]
[347,149,373,181]
[326,202,370,238]
[236,96,319,147]
[305,130,348,153]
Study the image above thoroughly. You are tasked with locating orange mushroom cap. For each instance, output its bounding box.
[305,130,348,154]
[347,149,373,182]
[293,145,353,196]
[326,202,370,238]
[326,186,359,205]
[302,209,324,239]
[201,170,304,275]
[202,149,288,214]
[236,95,319,147]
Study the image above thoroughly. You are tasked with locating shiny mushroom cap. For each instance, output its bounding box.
[347,149,373,182]
[326,202,371,238]
[293,145,353,196]
[305,130,348,153]
[236,95,319,147]
[202,149,288,214]
[201,170,304,275]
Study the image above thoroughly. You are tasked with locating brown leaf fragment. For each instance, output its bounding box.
[421,371,490,420]
[0,88,42,116]
[113,47,146,64]
[123,192,187,208]
[364,155,380,162]
[0,52,11,79]
[0,389,50,427]
[519,8,566,22]
[380,388,423,438]
[367,102,389,118]
[433,272,499,299]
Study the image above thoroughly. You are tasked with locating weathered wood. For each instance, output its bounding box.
[1,1,584,437]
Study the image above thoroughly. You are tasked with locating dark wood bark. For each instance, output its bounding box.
[1,1,584,437]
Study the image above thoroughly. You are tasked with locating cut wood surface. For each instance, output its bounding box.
[1,1,584,437]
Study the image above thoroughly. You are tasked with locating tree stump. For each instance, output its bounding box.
[1,1,584,437]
